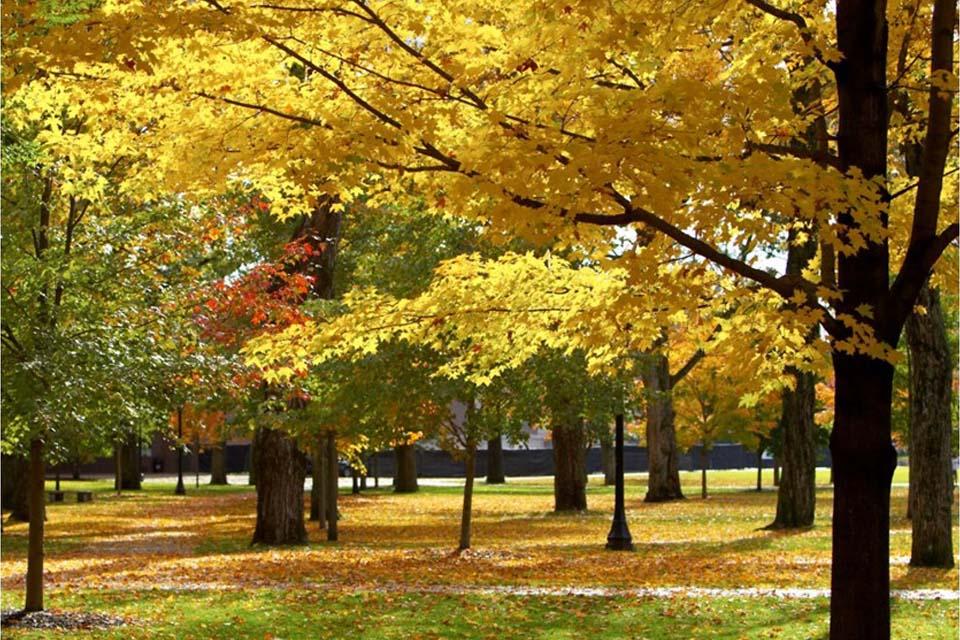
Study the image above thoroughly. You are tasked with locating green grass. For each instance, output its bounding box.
[1,588,956,640]
[3,467,952,639]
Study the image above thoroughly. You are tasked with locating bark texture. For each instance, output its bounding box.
[906,283,954,567]
[770,369,817,528]
[393,444,419,493]
[251,427,307,545]
[552,421,587,511]
[210,442,228,485]
[829,354,897,640]
[485,435,505,484]
[642,355,684,502]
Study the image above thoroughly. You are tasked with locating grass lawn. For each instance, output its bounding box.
[1,468,957,638]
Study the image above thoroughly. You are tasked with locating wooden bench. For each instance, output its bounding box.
[47,491,65,503]
[76,491,94,503]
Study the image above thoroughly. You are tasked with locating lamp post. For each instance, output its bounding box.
[606,412,634,551]
[175,406,186,495]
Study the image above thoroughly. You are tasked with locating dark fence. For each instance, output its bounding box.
[68,441,833,479]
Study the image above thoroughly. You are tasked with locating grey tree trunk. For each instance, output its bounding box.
[325,430,338,541]
[700,447,708,499]
[251,427,307,545]
[394,444,419,493]
[756,446,763,492]
[485,434,505,484]
[210,441,228,485]
[459,442,477,551]
[2,454,31,522]
[642,355,684,502]
[768,221,818,528]
[115,431,141,490]
[310,436,326,526]
[601,436,615,486]
[769,370,817,528]
[906,283,954,567]
[552,421,587,511]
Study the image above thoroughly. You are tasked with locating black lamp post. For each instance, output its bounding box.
[175,406,186,495]
[606,412,634,551]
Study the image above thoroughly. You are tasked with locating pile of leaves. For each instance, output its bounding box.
[1,608,130,630]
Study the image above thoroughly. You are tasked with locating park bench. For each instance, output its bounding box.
[46,491,65,503]
[76,491,93,503]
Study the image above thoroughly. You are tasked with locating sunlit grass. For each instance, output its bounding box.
[1,469,956,638]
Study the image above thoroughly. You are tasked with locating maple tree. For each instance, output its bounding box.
[4,0,958,637]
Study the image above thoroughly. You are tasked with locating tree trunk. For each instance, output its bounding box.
[642,354,684,502]
[71,458,81,480]
[829,353,897,640]
[210,441,228,485]
[310,437,326,526]
[459,442,477,551]
[351,468,360,494]
[2,454,31,522]
[769,369,817,528]
[325,430,338,542]
[756,446,763,492]
[700,447,708,499]
[485,434,505,484]
[25,437,45,611]
[251,428,307,545]
[124,431,141,490]
[601,436,615,486]
[552,421,587,511]
[905,283,954,567]
[394,444,419,493]
[773,458,780,486]
[247,435,257,486]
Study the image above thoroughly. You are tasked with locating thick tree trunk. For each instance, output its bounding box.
[485,434,505,484]
[325,430,338,541]
[310,437,326,526]
[601,436,615,486]
[247,434,257,486]
[394,444,419,493]
[459,442,477,551]
[642,355,684,502]
[210,441,228,485]
[25,437,45,611]
[114,432,141,491]
[906,283,954,567]
[769,369,817,528]
[700,447,708,499]
[2,454,31,522]
[829,353,897,640]
[773,458,780,486]
[251,428,307,545]
[552,421,587,511]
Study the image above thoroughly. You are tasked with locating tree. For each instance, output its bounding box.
[21,1,958,635]
[905,284,955,567]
